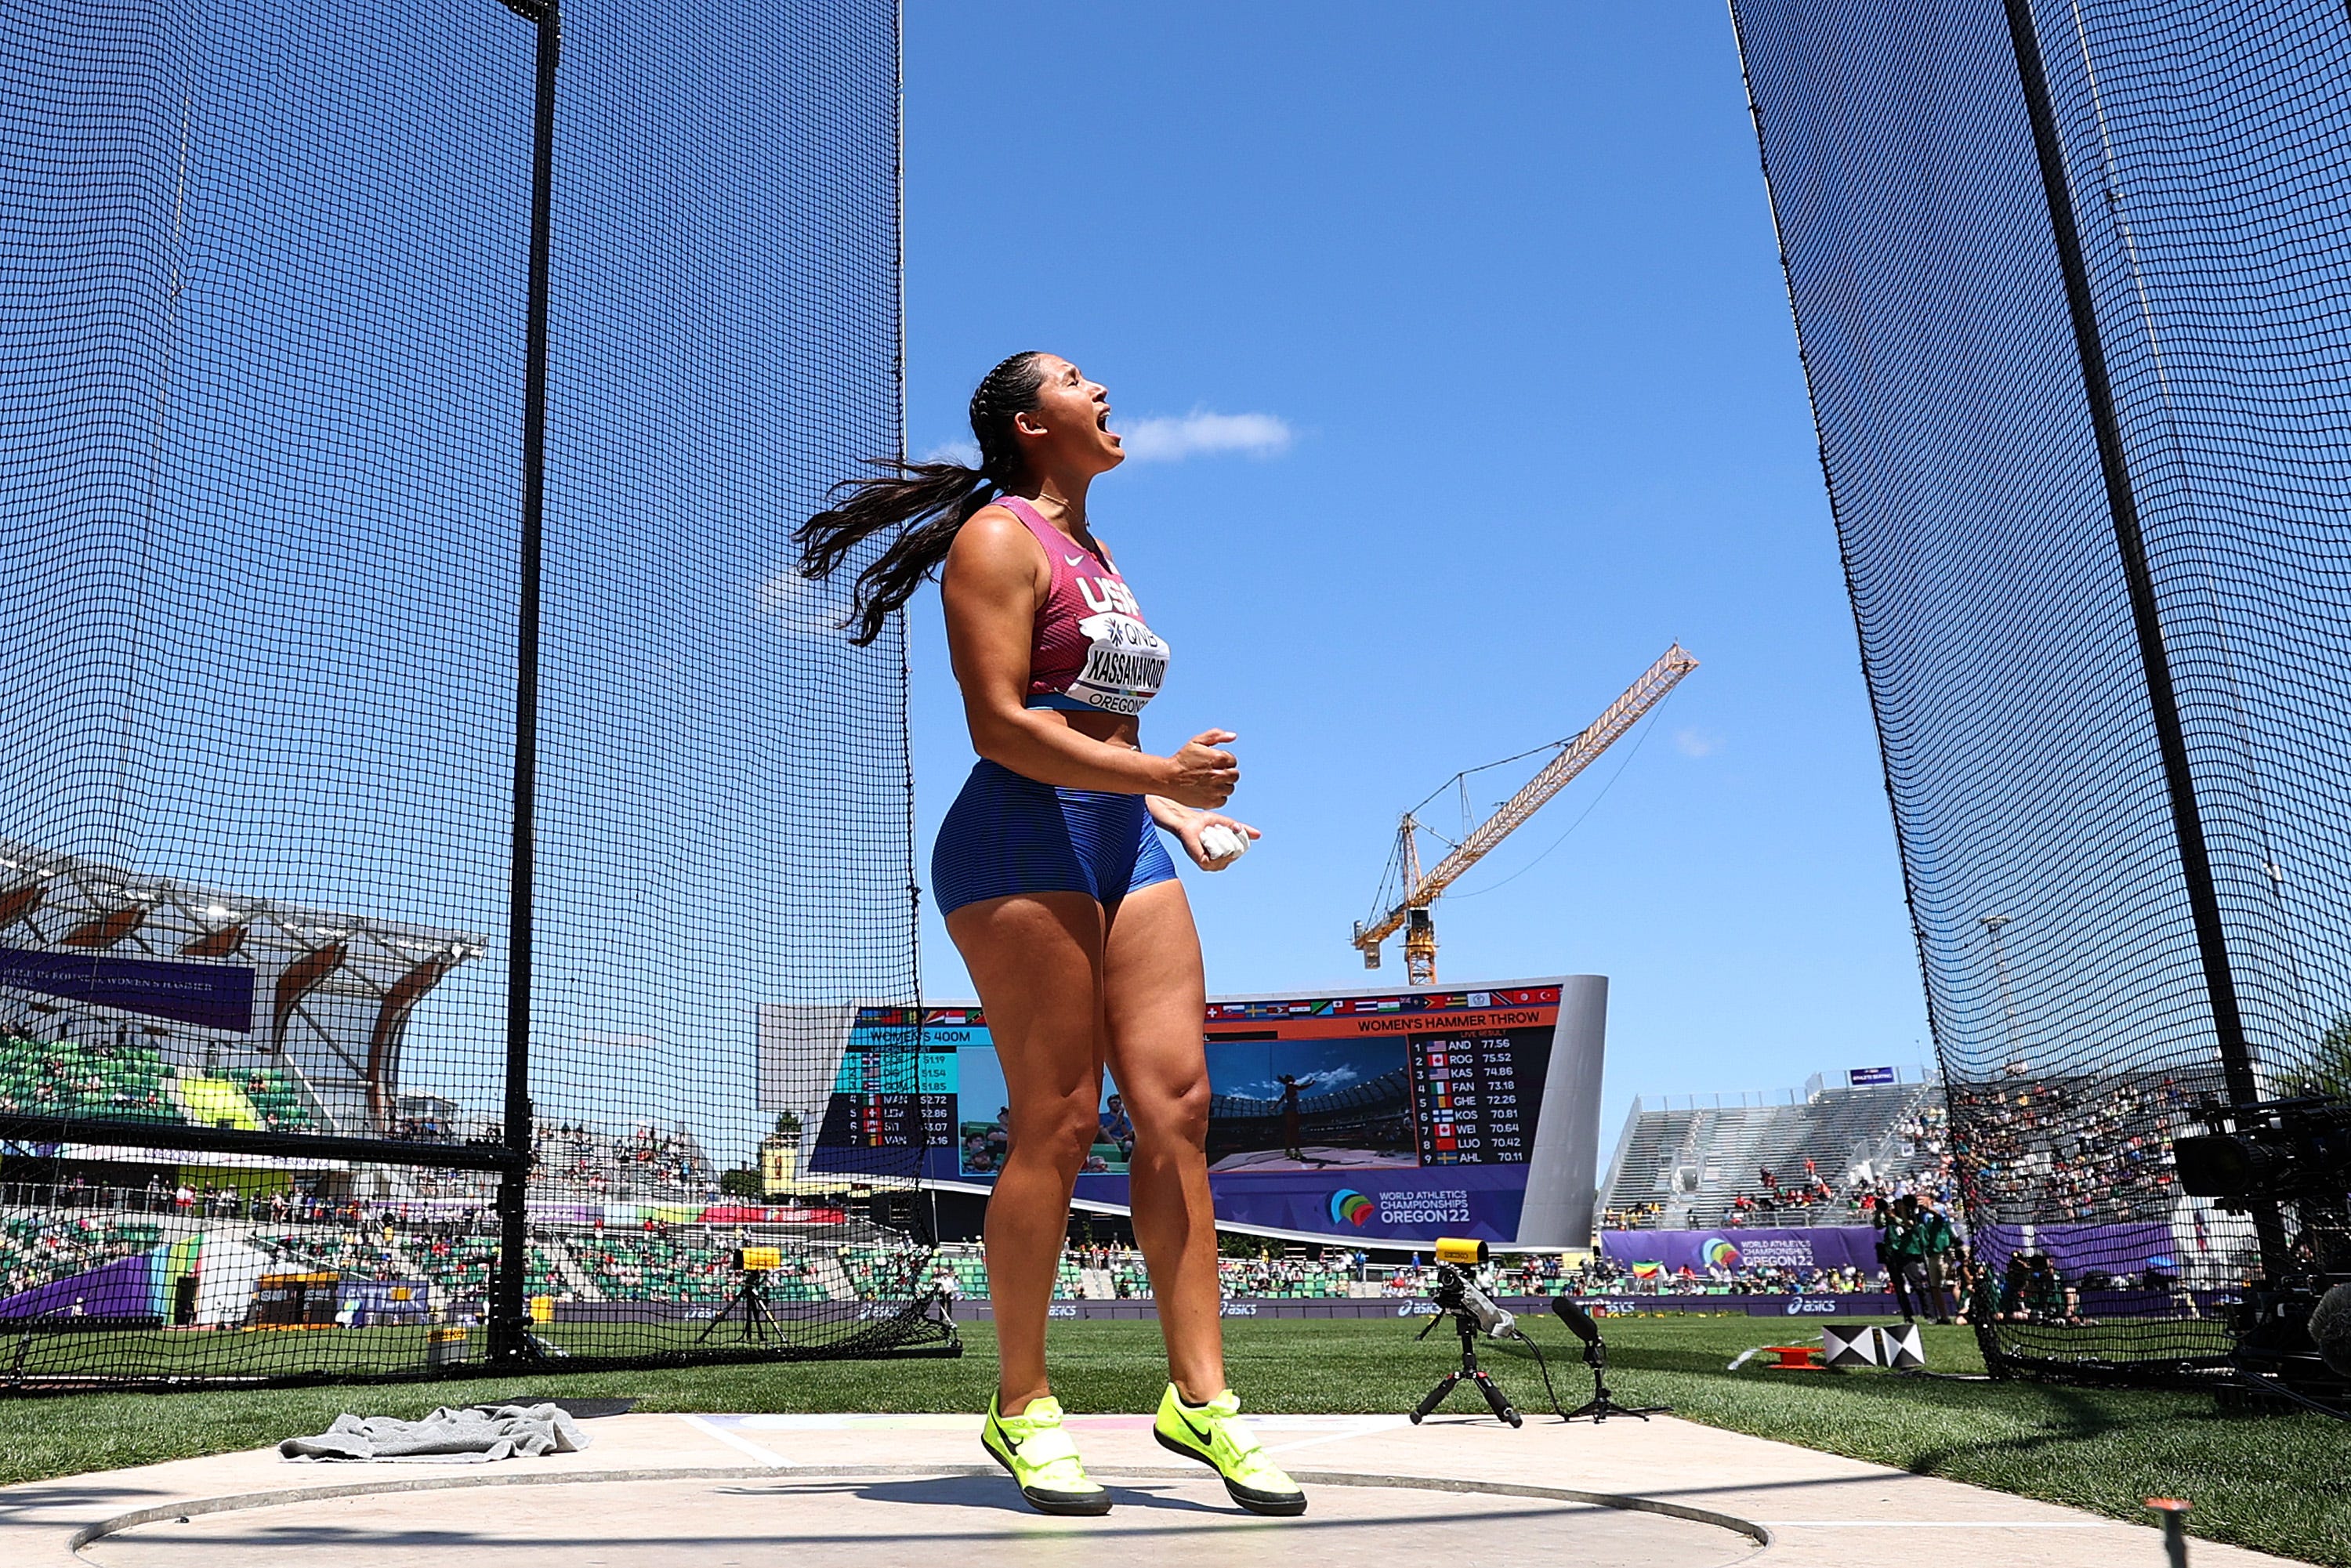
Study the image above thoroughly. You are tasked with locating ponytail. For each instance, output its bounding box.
[794,350,1049,645]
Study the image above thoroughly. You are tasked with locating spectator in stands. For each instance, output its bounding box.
[1995,1252,2032,1320]
[2027,1252,2083,1324]
[1098,1095,1136,1163]
[1951,1248,1991,1324]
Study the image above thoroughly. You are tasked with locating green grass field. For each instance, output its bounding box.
[2,1317,2342,1565]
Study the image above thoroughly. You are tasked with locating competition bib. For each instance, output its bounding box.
[1064,612,1169,715]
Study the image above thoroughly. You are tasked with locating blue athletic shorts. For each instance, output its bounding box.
[931,759,1179,918]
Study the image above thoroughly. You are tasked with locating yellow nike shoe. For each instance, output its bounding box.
[1151,1383,1307,1515]
[981,1392,1111,1516]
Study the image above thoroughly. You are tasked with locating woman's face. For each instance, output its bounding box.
[1013,354,1125,476]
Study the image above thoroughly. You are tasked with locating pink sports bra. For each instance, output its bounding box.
[994,494,1169,716]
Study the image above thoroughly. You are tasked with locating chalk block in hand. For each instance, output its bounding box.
[1198,824,1248,868]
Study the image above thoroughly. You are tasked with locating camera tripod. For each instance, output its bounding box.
[1407,1308,1523,1428]
[697,1266,782,1345]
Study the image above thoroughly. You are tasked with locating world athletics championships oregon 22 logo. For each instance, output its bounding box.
[1702,1237,1741,1270]
[1329,1190,1375,1227]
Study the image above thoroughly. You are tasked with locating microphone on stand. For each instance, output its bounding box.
[1549,1291,1668,1423]
[1552,1295,1599,1345]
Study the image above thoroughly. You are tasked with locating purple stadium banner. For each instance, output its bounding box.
[0,947,254,1031]
[338,1279,433,1326]
[0,1253,158,1320]
[1972,1222,2179,1280]
[937,1293,1906,1323]
[1599,1226,1886,1274]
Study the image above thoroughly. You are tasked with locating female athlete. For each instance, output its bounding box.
[795,351,1306,1519]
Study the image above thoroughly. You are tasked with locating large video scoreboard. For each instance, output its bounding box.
[815,1019,952,1152]
[806,977,1607,1246]
[1406,1032,1553,1165]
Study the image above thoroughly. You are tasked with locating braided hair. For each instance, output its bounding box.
[794,351,1049,645]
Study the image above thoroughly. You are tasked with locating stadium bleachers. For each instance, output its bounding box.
[530,1120,717,1201]
[1951,1071,2194,1224]
[918,1245,1374,1302]
[0,1035,179,1121]
[1601,1074,1947,1229]
[0,1211,167,1301]
[567,1233,737,1304]
[0,1031,317,1132]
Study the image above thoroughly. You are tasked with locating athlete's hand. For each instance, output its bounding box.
[1172,811,1260,871]
[1161,730,1239,809]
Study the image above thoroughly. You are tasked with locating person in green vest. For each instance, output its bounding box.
[1912,1192,1959,1324]
[1878,1193,1930,1320]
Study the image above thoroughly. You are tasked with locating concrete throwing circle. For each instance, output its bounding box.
[82,1468,1766,1568]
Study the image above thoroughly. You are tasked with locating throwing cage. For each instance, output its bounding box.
[0,0,946,1386]
[1733,0,2351,1381]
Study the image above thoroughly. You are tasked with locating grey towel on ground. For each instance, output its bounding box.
[279,1402,590,1463]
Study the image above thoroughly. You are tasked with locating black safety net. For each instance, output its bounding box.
[1731,0,2351,1379]
[0,0,943,1386]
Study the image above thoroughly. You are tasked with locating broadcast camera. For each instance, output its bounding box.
[2171,1092,2351,1403]
[1425,1237,1516,1338]
[2174,1094,2351,1210]
[699,1246,784,1345]
[1408,1238,1523,1426]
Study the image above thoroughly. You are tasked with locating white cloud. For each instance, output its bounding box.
[755,569,852,639]
[922,440,980,467]
[1118,410,1293,463]
[1674,728,1720,759]
[1229,1063,1361,1101]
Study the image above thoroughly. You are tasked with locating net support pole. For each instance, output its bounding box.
[1999,0,2286,1272]
[491,0,560,1367]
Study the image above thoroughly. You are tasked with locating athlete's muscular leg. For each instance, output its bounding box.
[1102,878,1225,1403]
[947,889,1107,1414]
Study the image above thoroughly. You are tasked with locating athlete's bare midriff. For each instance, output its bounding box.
[1035,708,1142,753]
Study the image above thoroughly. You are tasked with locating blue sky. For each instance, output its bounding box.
[901,3,1933,1141]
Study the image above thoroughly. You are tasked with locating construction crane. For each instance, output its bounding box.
[1352,644,1699,985]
